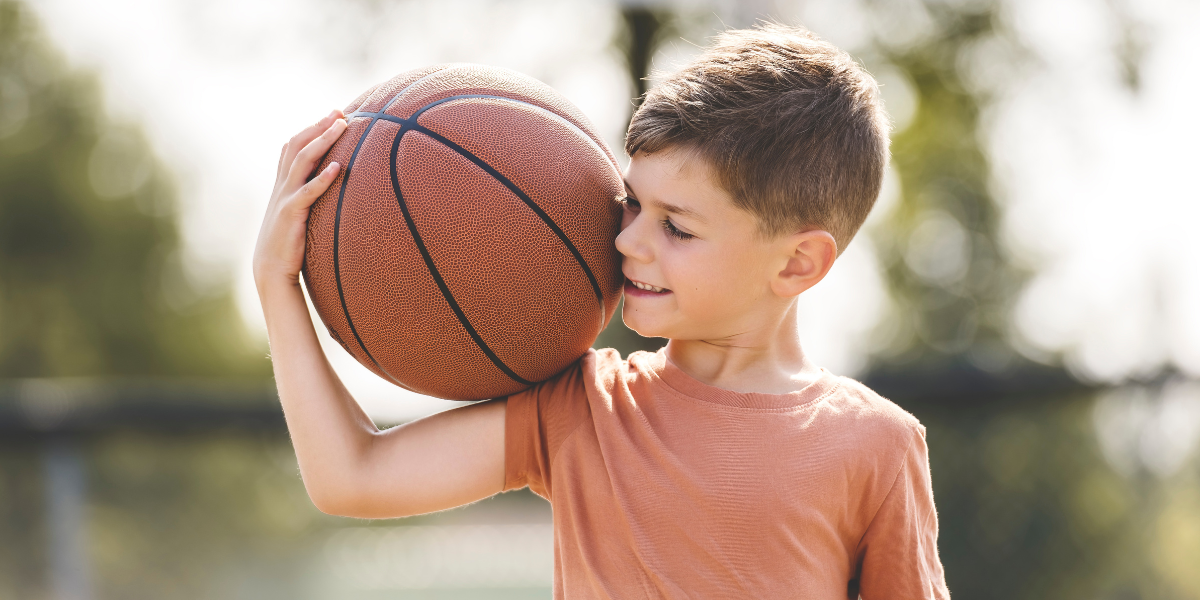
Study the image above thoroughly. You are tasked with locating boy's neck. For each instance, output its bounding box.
[663,304,824,395]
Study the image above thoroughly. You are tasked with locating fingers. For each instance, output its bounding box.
[275,142,290,185]
[286,118,349,190]
[279,109,344,180]
[289,161,342,210]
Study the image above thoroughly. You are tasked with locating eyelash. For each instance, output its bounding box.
[661,218,694,241]
[622,196,694,241]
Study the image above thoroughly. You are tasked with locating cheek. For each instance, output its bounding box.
[664,247,725,298]
[670,247,759,308]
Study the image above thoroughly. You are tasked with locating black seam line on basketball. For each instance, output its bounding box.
[388,125,535,387]
[408,94,507,119]
[331,68,451,389]
[331,115,399,386]
[413,95,621,173]
[351,109,606,309]
[411,122,606,308]
[354,93,621,174]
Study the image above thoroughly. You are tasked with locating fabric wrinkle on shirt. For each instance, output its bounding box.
[504,348,950,600]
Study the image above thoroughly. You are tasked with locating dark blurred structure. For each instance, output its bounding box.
[617,6,673,105]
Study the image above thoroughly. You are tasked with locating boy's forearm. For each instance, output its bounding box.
[258,278,379,512]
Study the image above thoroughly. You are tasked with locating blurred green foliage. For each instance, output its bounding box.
[913,393,1200,600]
[0,0,267,378]
[858,2,1200,598]
[866,1,1025,372]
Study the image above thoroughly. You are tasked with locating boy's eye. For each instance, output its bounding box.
[661,218,694,241]
[622,196,641,211]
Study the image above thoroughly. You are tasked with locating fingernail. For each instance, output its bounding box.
[328,109,340,119]
[328,161,340,172]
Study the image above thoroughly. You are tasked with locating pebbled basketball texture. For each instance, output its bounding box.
[303,64,625,401]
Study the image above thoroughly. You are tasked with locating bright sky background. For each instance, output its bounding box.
[24,0,1200,420]
[994,0,1200,383]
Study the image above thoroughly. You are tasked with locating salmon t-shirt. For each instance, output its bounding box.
[504,348,949,599]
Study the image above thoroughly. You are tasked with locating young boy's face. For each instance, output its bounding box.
[617,148,794,342]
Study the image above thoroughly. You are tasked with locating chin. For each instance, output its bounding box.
[621,308,666,339]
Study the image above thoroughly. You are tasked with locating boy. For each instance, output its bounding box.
[255,23,950,600]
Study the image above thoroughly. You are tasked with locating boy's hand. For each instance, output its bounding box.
[254,110,348,290]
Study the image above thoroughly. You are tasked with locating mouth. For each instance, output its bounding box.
[624,277,671,296]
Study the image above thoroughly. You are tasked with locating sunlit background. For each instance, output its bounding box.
[2,0,1199,598]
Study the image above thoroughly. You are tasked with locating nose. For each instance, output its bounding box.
[615,209,652,263]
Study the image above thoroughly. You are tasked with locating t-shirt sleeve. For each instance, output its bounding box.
[856,425,950,600]
[503,353,595,500]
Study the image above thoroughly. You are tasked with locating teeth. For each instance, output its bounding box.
[631,280,666,293]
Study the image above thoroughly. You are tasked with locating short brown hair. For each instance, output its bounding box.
[625,23,890,252]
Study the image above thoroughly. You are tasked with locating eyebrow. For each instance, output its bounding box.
[624,182,708,223]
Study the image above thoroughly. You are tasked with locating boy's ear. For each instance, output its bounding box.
[771,230,838,298]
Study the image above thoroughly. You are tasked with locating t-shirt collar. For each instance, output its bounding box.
[635,348,841,410]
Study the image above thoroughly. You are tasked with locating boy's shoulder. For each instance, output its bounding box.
[830,375,924,429]
[583,347,922,441]
[822,374,927,455]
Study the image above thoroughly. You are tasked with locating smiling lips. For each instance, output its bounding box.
[626,278,670,294]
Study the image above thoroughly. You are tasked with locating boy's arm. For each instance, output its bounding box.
[254,110,506,519]
[855,426,950,599]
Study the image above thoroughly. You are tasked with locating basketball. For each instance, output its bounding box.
[302,64,625,401]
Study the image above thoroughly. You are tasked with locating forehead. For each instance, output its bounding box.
[623,150,742,222]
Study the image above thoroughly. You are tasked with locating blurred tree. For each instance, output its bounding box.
[0,0,268,378]
[0,3,269,594]
[865,1,1027,374]
[857,2,1200,598]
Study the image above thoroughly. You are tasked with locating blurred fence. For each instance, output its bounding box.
[3,371,1200,599]
[0,380,555,600]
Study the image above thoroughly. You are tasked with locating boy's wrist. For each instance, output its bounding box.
[255,271,304,306]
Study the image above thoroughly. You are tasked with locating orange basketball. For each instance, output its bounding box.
[302,64,625,401]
